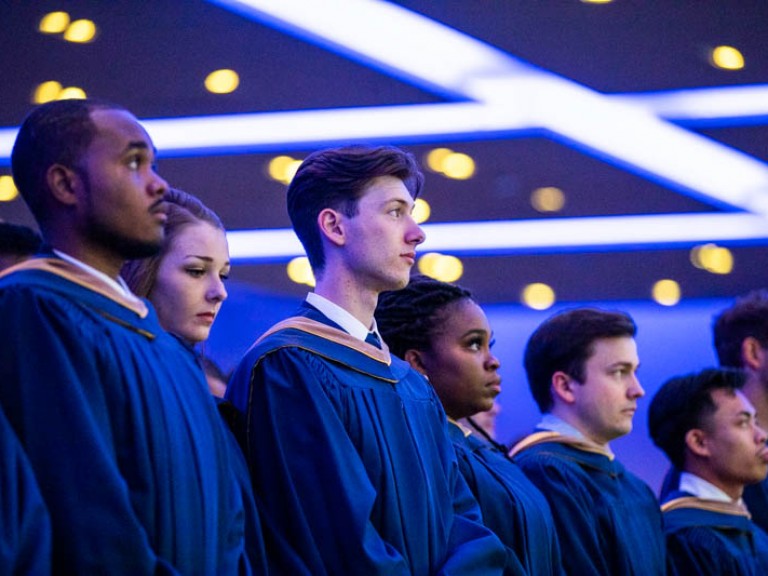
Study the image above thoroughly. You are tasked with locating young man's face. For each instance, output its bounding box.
[74,108,169,261]
[568,336,643,446]
[698,389,768,494]
[341,175,425,293]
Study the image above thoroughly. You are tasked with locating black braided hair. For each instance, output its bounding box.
[466,416,511,455]
[375,274,473,360]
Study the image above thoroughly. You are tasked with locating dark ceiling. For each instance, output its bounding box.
[2,1,768,305]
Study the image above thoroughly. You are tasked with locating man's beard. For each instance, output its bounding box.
[81,170,163,260]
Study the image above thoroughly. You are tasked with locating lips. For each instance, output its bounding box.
[196,312,216,324]
[758,446,768,463]
[401,252,416,265]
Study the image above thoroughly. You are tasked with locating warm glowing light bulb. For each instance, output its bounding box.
[580,0,613,4]
[58,87,87,100]
[425,148,453,172]
[63,19,97,43]
[39,11,70,34]
[430,254,463,282]
[205,69,240,94]
[286,256,315,286]
[711,46,745,70]
[531,186,565,212]
[521,283,556,310]
[0,176,19,201]
[32,81,62,104]
[652,279,681,306]
[417,252,440,276]
[412,198,431,224]
[441,152,475,180]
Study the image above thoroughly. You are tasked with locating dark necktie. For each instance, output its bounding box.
[365,331,382,349]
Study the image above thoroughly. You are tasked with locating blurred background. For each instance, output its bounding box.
[2,0,768,490]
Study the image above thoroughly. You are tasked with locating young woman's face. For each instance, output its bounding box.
[414,299,502,420]
[150,221,230,344]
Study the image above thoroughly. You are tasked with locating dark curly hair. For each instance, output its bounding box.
[713,290,768,368]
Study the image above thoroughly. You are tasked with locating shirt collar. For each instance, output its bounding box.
[53,249,135,299]
[535,413,614,457]
[679,471,745,506]
[306,292,379,342]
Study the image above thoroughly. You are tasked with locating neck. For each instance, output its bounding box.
[314,270,378,330]
[549,406,611,448]
[686,464,744,501]
[50,237,124,281]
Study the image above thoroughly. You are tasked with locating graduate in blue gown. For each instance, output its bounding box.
[375,274,563,576]
[511,308,665,575]
[227,145,505,575]
[649,368,768,575]
[0,406,51,576]
[1,99,250,574]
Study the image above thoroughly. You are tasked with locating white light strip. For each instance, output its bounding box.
[615,84,768,124]
[227,213,768,262]
[207,0,522,96]
[207,0,768,217]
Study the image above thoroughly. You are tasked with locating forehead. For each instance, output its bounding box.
[711,388,754,416]
[167,221,228,258]
[359,175,413,204]
[587,336,638,363]
[434,298,489,336]
[89,108,153,151]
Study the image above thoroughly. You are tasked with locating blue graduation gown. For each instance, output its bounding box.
[663,491,768,575]
[511,431,665,576]
[448,422,562,576]
[226,303,506,575]
[0,406,51,576]
[0,257,254,574]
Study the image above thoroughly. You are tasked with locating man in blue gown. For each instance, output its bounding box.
[510,308,665,575]
[649,368,768,575]
[226,145,505,575]
[0,99,254,574]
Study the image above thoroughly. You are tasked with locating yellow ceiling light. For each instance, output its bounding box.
[39,11,70,34]
[57,86,87,100]
[286,256,315,287]
[693,243,733,275]
[63,19,97,43]
[412,198,431,224]
[267,155,302,184]
[205,69,240,94]
[418,252,463,282]
[32,81,63,104]
[531,186,566,213]
[425,147,453,172]
[581,0,613,4]
[521,283,556,310]
[441,152,475,180]
[0,176,19,202]
[652,279,681,306]
[711,45,744,71]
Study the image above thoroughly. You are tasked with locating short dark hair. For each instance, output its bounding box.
[713,290,768,368]
[648,368,745,469]
[524,307,637,413]
[10,99,126,228]
[286,145,423,272]
[121,188,224,298]
[375,274,473,359]
[0,222,42,256]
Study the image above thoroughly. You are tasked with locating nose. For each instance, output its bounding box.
[628,375,645,399]
[149,170,169,198]
[486,351,501,371]
[756,424,768,445]
[207,276,228,303]
[407,215,426,246]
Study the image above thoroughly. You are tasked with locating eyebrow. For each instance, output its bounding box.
[382,198,414,210]
[185,255,231,265]
[461,329,488,339]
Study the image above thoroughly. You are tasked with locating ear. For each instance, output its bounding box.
[684,428,710,458]
[317,208,345,247]
[741,336,765,371]
[404,349,427,375]
[551,371,577,405]
[45,164,80,207]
